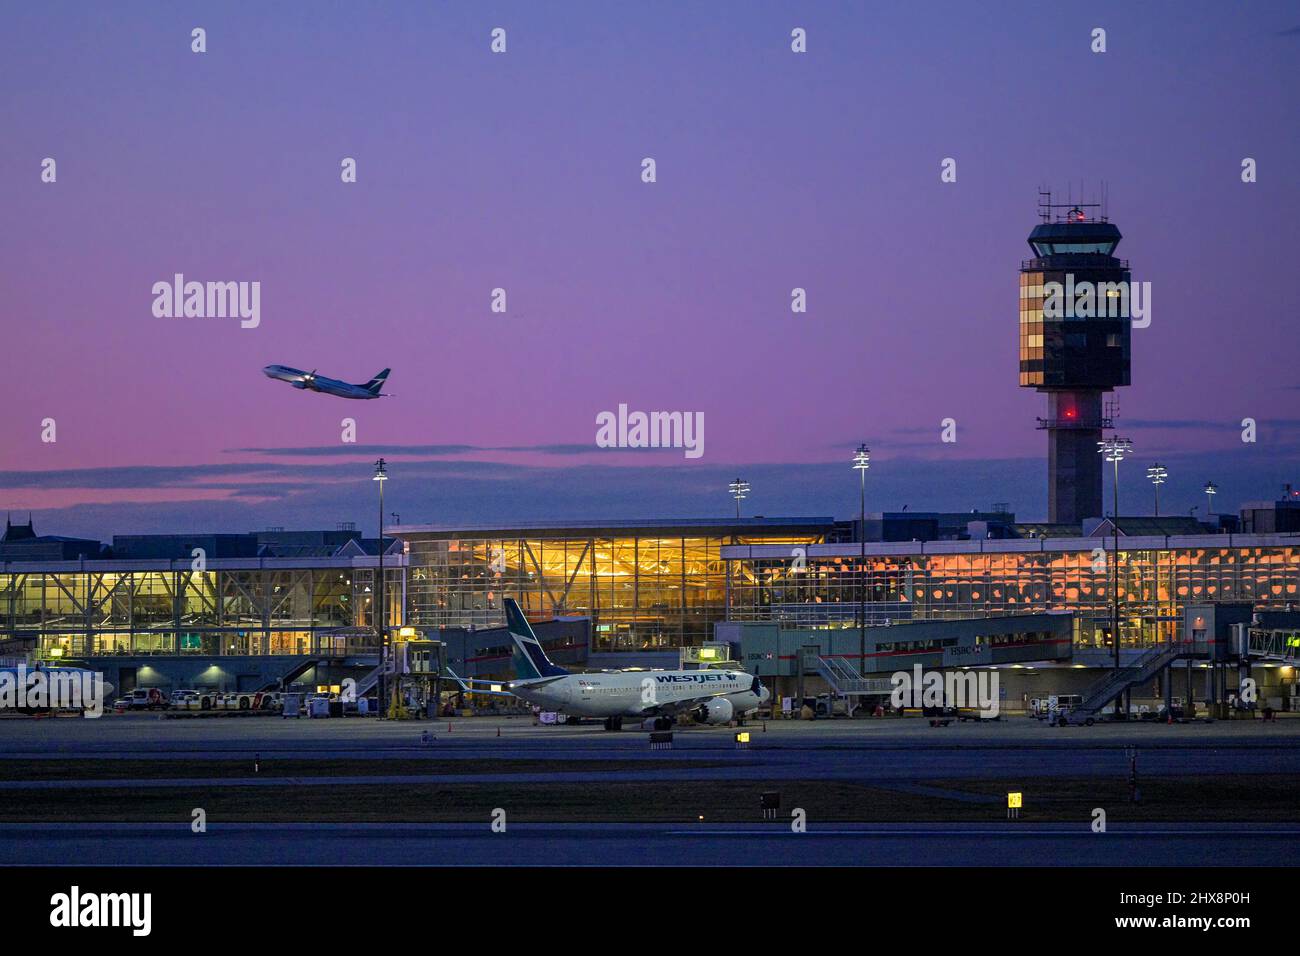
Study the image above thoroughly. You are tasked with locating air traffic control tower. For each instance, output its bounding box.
[1019,196,1131,525]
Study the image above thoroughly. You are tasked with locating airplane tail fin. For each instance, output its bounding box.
[364,369,391,395]
[504,598,569,680]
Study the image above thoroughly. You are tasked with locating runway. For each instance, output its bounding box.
[3,715,1298,866]
[3,821,1291,867]
[2,714,1299,785]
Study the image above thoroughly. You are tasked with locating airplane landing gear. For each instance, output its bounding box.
[602,717,624,731]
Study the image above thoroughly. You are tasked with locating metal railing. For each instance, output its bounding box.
[1021,256,1129,270]
[1036,417,1114,431]
[1078,643,1185,714]
[812,656,894,697]
[1248,629,1300,663]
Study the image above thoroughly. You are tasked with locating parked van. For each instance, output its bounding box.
[113,687,167,711]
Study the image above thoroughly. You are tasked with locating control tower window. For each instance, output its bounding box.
[1031,241,1118,256]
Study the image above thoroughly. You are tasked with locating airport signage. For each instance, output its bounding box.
[943,643,991,666]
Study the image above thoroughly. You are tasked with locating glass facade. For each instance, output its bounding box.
[1018,270,1046,386]
[725,538,1300,651]
[401,521,830,651]
[1019,268,1131,389]
[0,561,403,658]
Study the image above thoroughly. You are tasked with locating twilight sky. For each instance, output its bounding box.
[2,0,1298,540]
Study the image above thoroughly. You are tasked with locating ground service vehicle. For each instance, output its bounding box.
[114,688,167,711]
[218,690,267,710]
[1048,705,1096,726]
[170,689,219,711]
[923,705,957,727]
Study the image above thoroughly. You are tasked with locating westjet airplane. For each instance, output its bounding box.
[262,365,390,399]
[462,598,770,731]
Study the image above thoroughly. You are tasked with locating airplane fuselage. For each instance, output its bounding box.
[262,365,385,400]
[510,669,768,719]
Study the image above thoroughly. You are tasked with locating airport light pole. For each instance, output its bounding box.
[1204,481,1218,527]
[853,445,871,671]
[1146,464,1166,517]
[1099,437,1133,689]
[1146,463,1168,651]
[373,458,388,718]
[729,478,750,520]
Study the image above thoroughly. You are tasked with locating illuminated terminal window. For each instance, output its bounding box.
[399,520,831,651]
[0,563,402,658]
[723,542,1300,650]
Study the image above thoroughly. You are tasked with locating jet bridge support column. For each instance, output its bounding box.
[1235,623,1252,710]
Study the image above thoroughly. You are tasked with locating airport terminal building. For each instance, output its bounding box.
[3,506,1299,709]
[35,513,1291,661]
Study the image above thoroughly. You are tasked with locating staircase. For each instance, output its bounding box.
[812,656,894,697]
[256,655,321,692]
[353,662,384,698]
[1077,643,1188,715]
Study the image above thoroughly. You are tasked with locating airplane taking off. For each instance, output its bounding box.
[458,598,771,731]
[262,365,390,399]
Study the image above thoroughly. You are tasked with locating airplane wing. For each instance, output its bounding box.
[511,675,569,690]
[636,694,726,718]
[440,667,513,697]
[442,668,566,697]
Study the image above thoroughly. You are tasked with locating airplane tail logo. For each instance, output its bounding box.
[504,598,568,680]
[364,369,391,395]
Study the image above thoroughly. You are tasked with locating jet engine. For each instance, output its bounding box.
[694,697,734,725]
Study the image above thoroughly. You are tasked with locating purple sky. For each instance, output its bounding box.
[2,1,1299,539]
